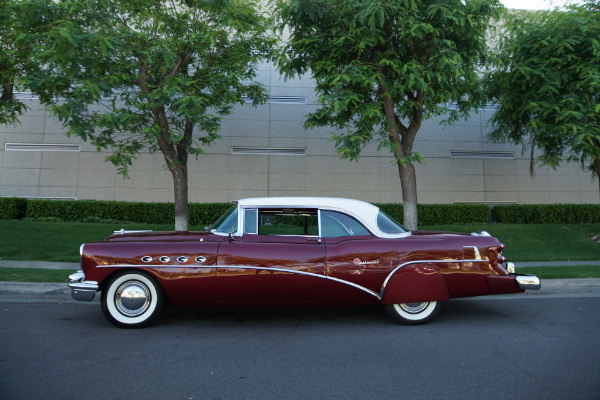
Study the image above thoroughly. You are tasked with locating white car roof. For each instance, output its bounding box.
[236,197,409,238]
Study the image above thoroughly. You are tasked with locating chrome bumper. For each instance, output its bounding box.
[515,274,542,291]
[505,262,541,291]
[68,270,99,302]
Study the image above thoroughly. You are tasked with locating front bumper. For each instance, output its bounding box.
[68,270,99,302]
[505,262,541,291]
[515,274,542,290]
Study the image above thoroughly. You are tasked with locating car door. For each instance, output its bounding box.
[216,208,326,304]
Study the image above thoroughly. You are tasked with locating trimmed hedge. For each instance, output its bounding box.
[3,197,600,225]
[492,204,600,224]
[376,203,491,226]
[26,199,174,224]
[24,199,232,226]
[0,197,27,219]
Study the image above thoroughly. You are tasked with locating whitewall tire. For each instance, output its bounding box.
[384,301,441,325]
[101,271,164,328]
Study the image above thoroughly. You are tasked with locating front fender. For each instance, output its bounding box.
[381,264,449,304]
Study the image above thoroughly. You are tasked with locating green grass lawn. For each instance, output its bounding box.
[517,265,600,279]
[0,219,598,263]
[423,223,600,262]
[0,219,205,262]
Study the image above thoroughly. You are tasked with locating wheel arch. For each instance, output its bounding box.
[380,263,449,304]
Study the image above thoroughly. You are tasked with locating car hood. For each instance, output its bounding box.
[104,230,221,242]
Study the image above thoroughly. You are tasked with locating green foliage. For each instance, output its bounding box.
[274,0,503,229]
[376,203,490,226]
[26,199,174,224]
[493,204,600,224]
[189,203,233,227]
[276,0,502,136]
[18,0,274,230]
[487,1,600,186]
[25,0,273,173]
[23,199,231,226]
[0,0,55,124]
[6,198,600,226]
[0,197,28,219]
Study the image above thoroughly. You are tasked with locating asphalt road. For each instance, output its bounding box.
[1,293,599,400]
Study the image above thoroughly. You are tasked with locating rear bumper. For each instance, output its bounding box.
[68,270,98,302]
[486,272,541,295]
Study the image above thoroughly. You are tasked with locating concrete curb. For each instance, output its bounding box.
[0,260,79,270]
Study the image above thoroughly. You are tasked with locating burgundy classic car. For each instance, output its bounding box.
[69,197,540,327]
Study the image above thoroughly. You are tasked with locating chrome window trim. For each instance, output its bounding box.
[235,198,412,239]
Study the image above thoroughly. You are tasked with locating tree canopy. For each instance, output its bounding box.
[487,1,600,196]
[22,0,273,230]
[0,0,54,125]
[274,0,502,229]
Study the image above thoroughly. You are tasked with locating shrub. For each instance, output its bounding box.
[375,203,490,226]
[0,197,28,219]
[189,203,233,227]
[25,199,174,224]
[492,204,600,224]
[24,199,230,226]
[12,198,600,226]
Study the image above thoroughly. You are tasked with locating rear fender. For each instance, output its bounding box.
[381,264,449,304]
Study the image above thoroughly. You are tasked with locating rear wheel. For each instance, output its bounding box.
[384,301,441,325]
[101,271,164,328]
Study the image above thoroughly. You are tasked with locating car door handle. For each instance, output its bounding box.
[307,238,322,244]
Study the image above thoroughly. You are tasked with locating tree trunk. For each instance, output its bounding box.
[171,163,189,231]
[398,161,418,230]
[378,82,421,231]
[594,158,600,201]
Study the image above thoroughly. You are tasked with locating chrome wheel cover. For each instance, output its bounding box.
[399,302,430,314]
[115,280,152,317]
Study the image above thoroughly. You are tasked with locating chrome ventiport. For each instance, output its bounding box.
[195,256,206,263]
[141,256,152,263]
[177,256,188,263]
[159,256,170,263]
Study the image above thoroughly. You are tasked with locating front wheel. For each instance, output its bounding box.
[384,301,441,325]
[101,271,164,328]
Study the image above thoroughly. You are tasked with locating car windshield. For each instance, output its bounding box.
[377,211,408,234]
[209,205,238,234]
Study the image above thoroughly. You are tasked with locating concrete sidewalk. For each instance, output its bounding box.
[0,260,80,269]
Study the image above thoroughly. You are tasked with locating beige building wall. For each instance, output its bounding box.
[1,63,598,205]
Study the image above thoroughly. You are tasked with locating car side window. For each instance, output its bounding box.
[244,209,258,234]
[320,210,372,238]
[257,209,318,236]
